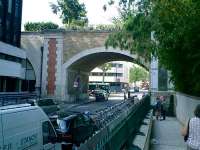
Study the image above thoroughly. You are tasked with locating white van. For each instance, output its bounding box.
[0,104,61,150]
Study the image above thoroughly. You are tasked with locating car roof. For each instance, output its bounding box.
[61,114,78,121]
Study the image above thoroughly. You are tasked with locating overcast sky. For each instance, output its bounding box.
[22,0,120,30]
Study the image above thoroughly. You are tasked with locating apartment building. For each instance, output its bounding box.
[89,61,131,92]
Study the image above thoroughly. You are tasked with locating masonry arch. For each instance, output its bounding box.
[62,47,149,101]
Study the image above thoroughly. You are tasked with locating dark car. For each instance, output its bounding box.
[51,113,98,146]
[93,89,109,101]
[28,98,60,115]
[134,86,139,92]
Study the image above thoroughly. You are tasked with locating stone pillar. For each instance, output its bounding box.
[150,56,158,92]
[41,32,63,98]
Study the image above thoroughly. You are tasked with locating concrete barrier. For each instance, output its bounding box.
[175,92,200,124]
[130,110,153,150]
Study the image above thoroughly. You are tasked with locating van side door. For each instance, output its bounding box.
[42,121,60,150]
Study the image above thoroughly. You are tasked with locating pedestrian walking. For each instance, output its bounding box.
[181,104,200,150]
[122,88,127,100]
[161,96,167,120]
[155,96,162,120]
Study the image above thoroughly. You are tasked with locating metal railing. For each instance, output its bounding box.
[77,95,151,150]
[0,92,37,106]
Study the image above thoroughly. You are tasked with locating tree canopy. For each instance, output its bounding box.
[50,0,87,26]
[106,0,200,96]
[24,22,59,32]
[129,66,148,85]
[98,63,112,83]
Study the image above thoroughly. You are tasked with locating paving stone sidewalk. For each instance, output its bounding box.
[150,117,187,150]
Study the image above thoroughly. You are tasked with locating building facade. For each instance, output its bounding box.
[0,0,23,47]
[89,61,131,92]
[0,0,35,93]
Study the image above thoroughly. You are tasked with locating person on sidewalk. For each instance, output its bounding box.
[181,104,200,150]
[122,88,127,100]
[155,96,162,120]
[161,96,167,120]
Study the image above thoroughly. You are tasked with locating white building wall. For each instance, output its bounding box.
[89,61,131,83]
[0,59,25,79]
[0,41,27,79]
[150,56,158,91]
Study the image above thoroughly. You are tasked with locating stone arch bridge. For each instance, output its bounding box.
[21,29,153,101]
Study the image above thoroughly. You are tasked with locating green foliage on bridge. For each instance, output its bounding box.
[24,22,59,32]
[50,0,87,27]
[105,0,200,96]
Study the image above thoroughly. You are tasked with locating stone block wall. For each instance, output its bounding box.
[176,92,200,124]
[63,31,110,63]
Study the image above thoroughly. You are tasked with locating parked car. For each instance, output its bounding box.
[93,89,109,101]
[28,98,60,115]
[50,113,98,146]
[129,87,139,93]
[88,83,111,96]
[134,86,140,92]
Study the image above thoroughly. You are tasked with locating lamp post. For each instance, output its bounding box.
[39,46,44,99]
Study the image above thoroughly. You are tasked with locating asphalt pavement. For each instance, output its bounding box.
[57,92,144,117]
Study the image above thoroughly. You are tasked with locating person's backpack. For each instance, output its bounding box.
[156,101,161,109]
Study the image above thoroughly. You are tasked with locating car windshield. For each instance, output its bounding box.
[57,119,70,132]
[99,85,109,90]
[89,84,96,90]
[37,99,55,106]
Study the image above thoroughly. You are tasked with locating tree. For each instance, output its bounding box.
[50,0,87,26]
[105,0,153,62]
[151,0,200,96]
[98,63,112,83]
[105,0,200,96]
[129,66,148,86]
[24,22,59,32]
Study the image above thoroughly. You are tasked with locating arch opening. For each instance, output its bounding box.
[62,47,149,101]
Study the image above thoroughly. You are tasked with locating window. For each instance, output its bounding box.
[42,121,56,145]
[57,119,70,132]
[117,73,123,77]
[118,64,123,68]
[73,116,85,128]
[83,115,91,126]
[8,0,12,13]
[15,0,21,17]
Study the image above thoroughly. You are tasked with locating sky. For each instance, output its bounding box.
[22,0,120,30]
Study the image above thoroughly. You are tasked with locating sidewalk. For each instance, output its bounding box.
[150,117,187,150]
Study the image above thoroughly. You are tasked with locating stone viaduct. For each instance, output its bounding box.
[21,29,152,102]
